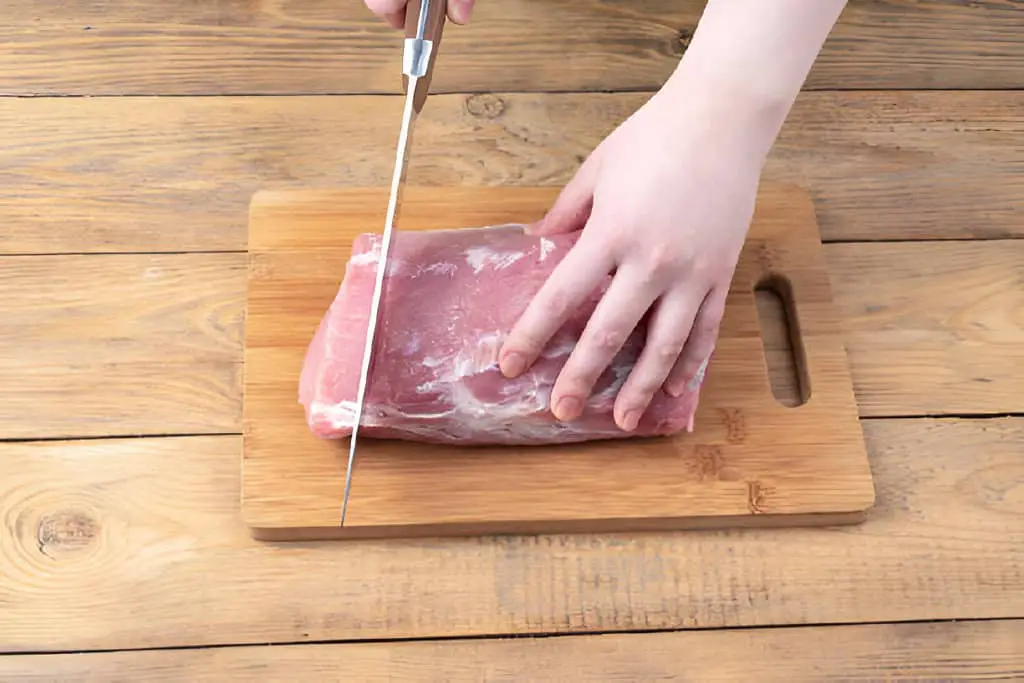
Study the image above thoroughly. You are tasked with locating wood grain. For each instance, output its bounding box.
[1,239,1020,440]
[836,240,1024,417]
[0,254,244,439]
[0,0,1021,95]
[1,620,1021,681]
[1,91,1021,254]
[242,185,874,540]
[1,419,1021,651]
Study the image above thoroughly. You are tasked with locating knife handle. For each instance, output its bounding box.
[402,0,447,114]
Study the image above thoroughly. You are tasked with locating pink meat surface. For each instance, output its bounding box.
[298,224,704,445]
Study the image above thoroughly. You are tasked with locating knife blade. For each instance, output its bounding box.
[341,0,448,527]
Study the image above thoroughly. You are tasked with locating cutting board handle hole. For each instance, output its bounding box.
[754,274,811,407]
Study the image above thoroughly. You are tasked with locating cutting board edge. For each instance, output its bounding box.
[239,436,879,540]
[242,507,874,543]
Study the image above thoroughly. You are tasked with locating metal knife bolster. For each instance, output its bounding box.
[403,38,432,78]
[402,0,447,113]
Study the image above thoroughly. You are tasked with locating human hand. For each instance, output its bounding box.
[365,0,475,28]
[497,86,767,433]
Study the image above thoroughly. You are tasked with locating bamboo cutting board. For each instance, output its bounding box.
[242,184,875,541]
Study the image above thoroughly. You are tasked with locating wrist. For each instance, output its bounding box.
[651,0,846,163]
[654,61,790,166]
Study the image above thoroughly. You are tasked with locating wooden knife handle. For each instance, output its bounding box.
[403,0,447,113]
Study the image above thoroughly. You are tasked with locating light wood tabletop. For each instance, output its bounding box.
[1,1,1022,680]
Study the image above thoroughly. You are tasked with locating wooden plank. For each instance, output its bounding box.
[1,419,1021,651]
[0,254,244,439]
[242,185,875,540]
[0,91,1021,255]
[0,0,1021,95]
[835,240,1024,417]
[1,620,1021,681]
[1,239,1020,440]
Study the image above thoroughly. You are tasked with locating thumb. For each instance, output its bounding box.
[365,0,407,28]
[529,150,602,237]
[448,0,475,24]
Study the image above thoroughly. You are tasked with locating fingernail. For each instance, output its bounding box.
[621,409,641,432]
[554,396,582,422]
[500,352,526,378]
[686,356,710,392]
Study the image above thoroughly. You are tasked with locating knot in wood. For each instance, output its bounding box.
[673,28,692,56]
[465,94,506,119]
[37,510,98,557]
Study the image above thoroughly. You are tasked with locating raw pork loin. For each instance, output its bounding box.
[299,224,705,445]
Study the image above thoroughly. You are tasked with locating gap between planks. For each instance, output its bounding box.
[8,413,1024,446]
[4,414,1022,446]
[3,87,1024,100]
[1,619,1021,682]
[2,235,1024,260]
[2,237,1024,259]
[2,616,1018,657]
[4,234,1024,263]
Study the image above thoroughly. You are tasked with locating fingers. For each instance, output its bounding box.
[547,264,661,422]
[528,150,602,237]
[365,0,407,27]
[499,234,614,380]
[664,285,728,398]
[612,290,701,431]
[366,0,475,28]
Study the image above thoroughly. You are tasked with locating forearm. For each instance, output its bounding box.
[660,0,847,158]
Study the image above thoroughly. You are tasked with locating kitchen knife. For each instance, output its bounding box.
[341,0,448,526]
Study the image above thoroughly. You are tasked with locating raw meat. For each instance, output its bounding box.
[298,223,705,445]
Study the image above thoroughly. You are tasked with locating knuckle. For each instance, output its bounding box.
[643,361,674,392]
[683,345,715,376]
[626,364,673,401]
[646,244,690,278]
[593,326,627,352]
[539,287,570,318]
[681,356,703,378]
[633,268,657,289]
[691,318,721,348]
[655,341,685,361]
[600,223,631,253]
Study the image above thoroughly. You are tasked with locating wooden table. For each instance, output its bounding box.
[1,1,1021,679]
